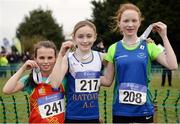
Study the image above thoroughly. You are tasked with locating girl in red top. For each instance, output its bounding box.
[3,41,65,123]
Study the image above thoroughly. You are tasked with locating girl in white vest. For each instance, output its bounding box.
[49,20,105,123]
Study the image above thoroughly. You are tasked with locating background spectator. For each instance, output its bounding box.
[0,51,8,78]
[161,66,172,87]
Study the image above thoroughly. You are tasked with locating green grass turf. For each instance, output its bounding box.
[0,69,180,123]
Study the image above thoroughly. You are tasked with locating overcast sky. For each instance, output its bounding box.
[0,0,100,44]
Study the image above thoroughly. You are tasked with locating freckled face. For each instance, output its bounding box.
[119,9,140,36]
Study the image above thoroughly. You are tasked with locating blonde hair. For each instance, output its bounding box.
[72,20,97,36]
[112,3,144,32]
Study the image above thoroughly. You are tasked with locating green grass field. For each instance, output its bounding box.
[0,68,180,123]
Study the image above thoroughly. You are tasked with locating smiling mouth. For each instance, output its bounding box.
[42,65,50,69]
[81,43,91,47]
[127,29,134,31]
[81,45,90,48]
[81,43,90,45]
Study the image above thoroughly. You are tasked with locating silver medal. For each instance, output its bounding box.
[140,25,153,40]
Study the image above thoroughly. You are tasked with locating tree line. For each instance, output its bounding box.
[16,0,180,62]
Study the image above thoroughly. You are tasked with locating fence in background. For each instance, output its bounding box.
[0,64,21,78]
[1,64,179,123]
[0,89,179,123]
[0,63,163,76]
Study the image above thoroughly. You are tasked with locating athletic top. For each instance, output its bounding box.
[20,75,65,123]
[65,50,102,120]
[105,40,162,116]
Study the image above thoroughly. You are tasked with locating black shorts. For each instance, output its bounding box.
[65,118,100,123]
[113,115,153,123]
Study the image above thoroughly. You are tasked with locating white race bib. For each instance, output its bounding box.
[75,78,100,93]
[38,93,64,118]
[119,83,147,105]
[119,90,146,105]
